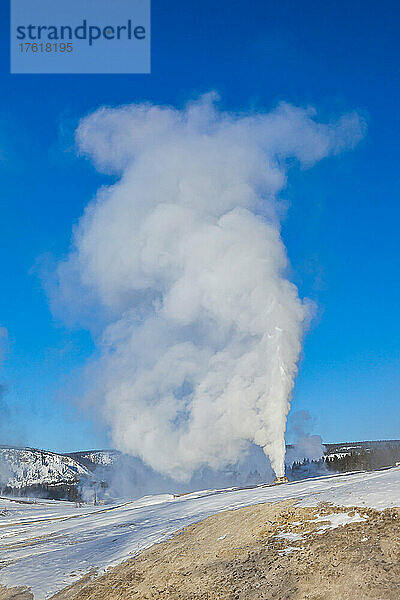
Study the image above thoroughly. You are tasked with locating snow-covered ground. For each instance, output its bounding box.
[0,466,399,599]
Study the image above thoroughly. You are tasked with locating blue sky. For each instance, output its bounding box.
[0,0,399,451]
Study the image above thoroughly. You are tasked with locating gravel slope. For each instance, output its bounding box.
[49,499,400,600]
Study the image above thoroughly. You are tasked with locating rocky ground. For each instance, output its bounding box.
[41,499,400,600]
[0,585,33,600]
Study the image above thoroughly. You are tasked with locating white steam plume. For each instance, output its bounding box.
[53,94,364,480]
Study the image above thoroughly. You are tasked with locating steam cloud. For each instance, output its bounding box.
[53,95,364,481]
[285,410,326,466]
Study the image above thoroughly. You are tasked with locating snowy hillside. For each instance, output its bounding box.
[0,447,89,489]
[0,466,399,598]
[1,440,399,499]
[79,450,117,465]
[324,439,400,459]
[66,449,119,470]
[1,441,399,499]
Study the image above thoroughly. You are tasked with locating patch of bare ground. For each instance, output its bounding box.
[0,585,33,600]
[46,499,400,599]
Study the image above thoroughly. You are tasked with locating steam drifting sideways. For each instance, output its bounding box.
[54,95,364,482]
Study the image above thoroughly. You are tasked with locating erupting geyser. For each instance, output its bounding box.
[52,94,364,481]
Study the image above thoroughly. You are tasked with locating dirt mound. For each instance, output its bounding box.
[0,585,33,600]
[48,499,400,600]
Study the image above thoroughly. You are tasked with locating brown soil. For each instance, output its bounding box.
[47,499,400,600]
[0,585,33,600]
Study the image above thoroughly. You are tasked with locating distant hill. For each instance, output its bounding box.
[65,450,120,471]
[324,439,400,458]
[0,446,90,500]
[321,440,400,474]
[1,441,400,501]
